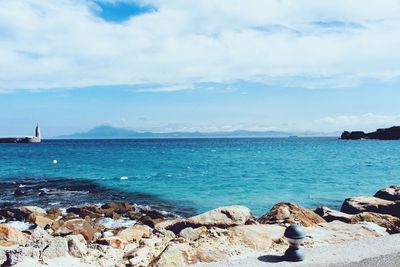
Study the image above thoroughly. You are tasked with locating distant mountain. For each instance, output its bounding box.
[55,125,339,139]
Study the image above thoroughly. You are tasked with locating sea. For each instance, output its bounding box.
[1,138,399,216]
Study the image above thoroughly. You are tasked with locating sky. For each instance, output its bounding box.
[1,0,400,137]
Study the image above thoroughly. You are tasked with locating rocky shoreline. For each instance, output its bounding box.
[0,185,399,267]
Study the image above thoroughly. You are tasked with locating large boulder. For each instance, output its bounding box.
[156,206,251,234]
[67,234,88,258]
[41,236,69,259]
[0,224,28,246]
[117,224,152,242]
[34,215,55,228]
[26,227,53,251]
[0,250,6,266]
[3,247,40,266]
[100,202,133,214]
[258,202,326,227]
[341,196,400,217]
[303,220,388,247]
[350,212,400,234]
[97,237,127,249]
[227,224,285,249]
[314,206,353,223]
[54,219,95,242]
[375,185,400,201]
[152,243,227,267]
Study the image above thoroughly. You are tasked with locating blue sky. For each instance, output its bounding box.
[1,0,400,137]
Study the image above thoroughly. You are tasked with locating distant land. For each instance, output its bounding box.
[54,125,340,139]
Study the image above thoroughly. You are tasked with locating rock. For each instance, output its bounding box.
[179,227,200,242]
[314,206,353,223]
[0,250,6,266]
[196,226,207,236]
[258,202,326,226]
[341,196,400,217]
[101,202,133,214]
[366,126,400,140]
[190,205,251,226]
[341,126,400,140]
[26,227,53,251]
[67,234,88,258]
[54,219,95,242]
[102,230,114,238]
[350,212,400,234]
[153,243,227,267]
[375,185,400,201]
[20,206,47,215]
[14,189,27,197]
[97,237,127,249]
[67,206,102,219]
[85,244,124,266]
[140,215,163,228]
[63,213,79,221]
[128,247,149,265]
[156,206,251,234]
[0,224,28,246]
[46,207,62,220]
[303,221,388,248]
[34,215,54,228]
[227,224,285,249]
[340,131,366,140]
[117,224,152,242]
[0,208,27,221]
[4,247,40,265]
[42,236,69,259]
[127,211,142,220]
[140,209,167,220]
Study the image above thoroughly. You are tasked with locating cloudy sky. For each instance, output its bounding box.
[1,0,400,137]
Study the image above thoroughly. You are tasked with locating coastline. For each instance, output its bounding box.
[1,185,399,266]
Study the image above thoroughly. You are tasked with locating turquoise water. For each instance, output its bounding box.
[1,138,399,216]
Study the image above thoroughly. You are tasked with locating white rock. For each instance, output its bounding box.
[42,236,69,259]
[67,235,88,258]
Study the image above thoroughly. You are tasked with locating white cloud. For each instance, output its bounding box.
[1,0,400,91]
[315,113,400,131]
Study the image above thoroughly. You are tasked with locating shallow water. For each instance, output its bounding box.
[1,138,399,216]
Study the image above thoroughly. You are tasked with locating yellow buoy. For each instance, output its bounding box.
[52,159,58,165]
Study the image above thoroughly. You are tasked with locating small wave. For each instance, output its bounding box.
[4,221,35,231]
[120,176,129,180]
[96,217,136,229]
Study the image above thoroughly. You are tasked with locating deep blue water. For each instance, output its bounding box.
[0,138,399,216]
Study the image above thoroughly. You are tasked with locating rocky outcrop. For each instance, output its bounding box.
[0,224,28,246]
[375,185,400,201]
[315,206,400,234]
[117,224,152,242]
[341,196,400,217]
[0,191,398,267]
[341,126,400,140]
[303,220,388,247]
[340,131,366,140]
[54,219,95,242]
[258,202,326,226]
[41,236,69,259]
[156,206,251,234]
[314,206,353,223]
[66,234,88,258]
[350,212,400,234]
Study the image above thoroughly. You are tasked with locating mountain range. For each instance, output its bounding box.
[54,125,339,139]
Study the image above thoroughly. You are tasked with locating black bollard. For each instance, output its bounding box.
[284,224,305,262]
